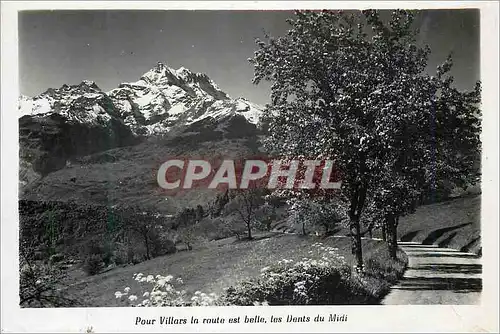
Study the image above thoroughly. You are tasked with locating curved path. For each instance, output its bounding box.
[382,242,482,305]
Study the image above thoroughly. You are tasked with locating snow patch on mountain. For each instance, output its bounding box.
[18,95,52,117]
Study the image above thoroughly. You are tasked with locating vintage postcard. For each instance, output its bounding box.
[1,1,498,333]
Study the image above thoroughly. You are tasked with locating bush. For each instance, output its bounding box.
[83,254,103,276]
[112,243,133,265]
[20,256,80,307]
[149,230,176,258]
[221,243,376,305]
[115,273,219,307]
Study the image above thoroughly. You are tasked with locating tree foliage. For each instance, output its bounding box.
[250,9,481,267]
[288,197,347,236]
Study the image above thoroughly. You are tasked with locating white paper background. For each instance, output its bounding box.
[1,1,498,333]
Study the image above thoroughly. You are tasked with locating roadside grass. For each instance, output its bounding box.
[62,233,407,307]
[361,243,408,300]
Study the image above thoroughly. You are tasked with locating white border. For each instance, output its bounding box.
[1,1,498,333]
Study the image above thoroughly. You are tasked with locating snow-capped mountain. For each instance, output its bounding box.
[18,80,119,126]
[19,62,265,136]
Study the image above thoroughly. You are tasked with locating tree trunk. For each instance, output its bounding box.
[388,215,398,260]
[247,221,252,240]
[144,234,150,260]
[350,217,363,272]
[302,222,307,236]
[348,183,367,272]
[368,226,373,239]
[382,223,387,242]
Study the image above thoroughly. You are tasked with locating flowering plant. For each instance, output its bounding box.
[223,242,356,305]
[115,273,219,307]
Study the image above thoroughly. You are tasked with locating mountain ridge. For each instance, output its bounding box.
[19,62,264,136]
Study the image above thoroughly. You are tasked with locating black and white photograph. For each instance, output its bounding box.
[1,1,498,333]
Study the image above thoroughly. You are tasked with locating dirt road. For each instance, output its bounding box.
[382,242,482,305]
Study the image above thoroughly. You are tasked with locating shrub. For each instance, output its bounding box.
[221,243,375,305]
[20,256,80,307]
[112,243,133,265]
[19,239,79,307]
[149,230,176,258]
[115,273,219,307]
[83,254,103,276]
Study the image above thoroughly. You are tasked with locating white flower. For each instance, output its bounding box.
[146,275,154,283]
[35,279,42,285]
[115,291,123,299]
[176,277,183,284]
[165,275,173,282]
[157,279,166,287]
[262,301,269,306]
[142,299,150,306]
[260,266,270,273]
[128,295,138,301]
[124,287,130,293]
[143,292,150,297]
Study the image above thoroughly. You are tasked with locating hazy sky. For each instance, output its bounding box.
[19,10,479,105]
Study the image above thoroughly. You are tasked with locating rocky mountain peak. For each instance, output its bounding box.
[19,62,264,136]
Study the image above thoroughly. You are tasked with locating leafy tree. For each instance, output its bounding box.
[210,190,230,218]
[288,197,346,236]
[221,215,247,240]
[250,9,481,269]
[178,224,201,251]
[118,206,170,260]
[227,187,266,240]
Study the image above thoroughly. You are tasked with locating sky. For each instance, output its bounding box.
[19,9,479,106]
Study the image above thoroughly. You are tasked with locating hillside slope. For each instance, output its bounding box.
[397,194,481,255]
[22,121,263,213]
[60,234,400,307]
